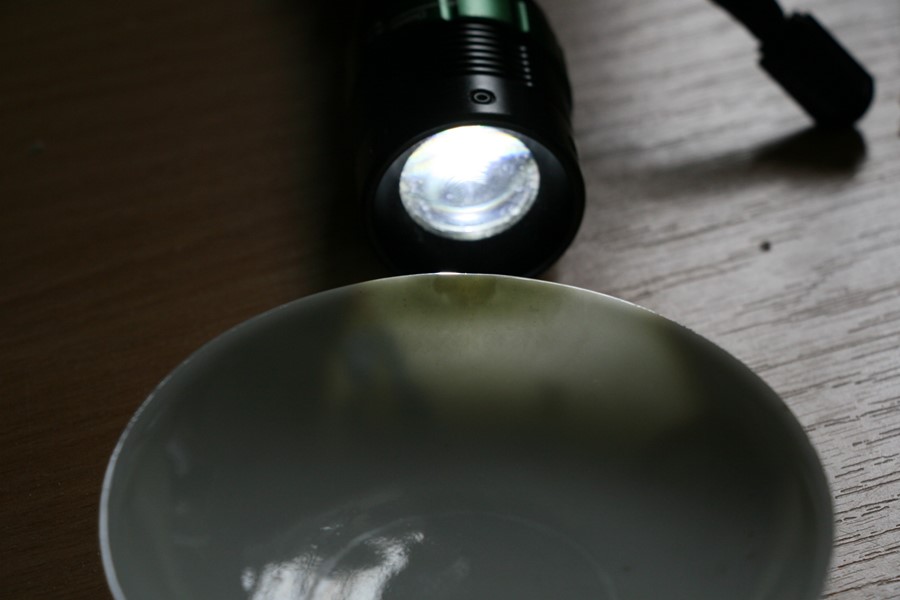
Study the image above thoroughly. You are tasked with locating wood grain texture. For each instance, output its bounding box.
[1,0,898,598]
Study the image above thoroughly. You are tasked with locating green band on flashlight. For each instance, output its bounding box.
[438,0,531,31]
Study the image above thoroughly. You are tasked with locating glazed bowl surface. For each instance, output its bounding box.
[100,274,832,600]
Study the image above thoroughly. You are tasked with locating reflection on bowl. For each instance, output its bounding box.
[100,274,832,600]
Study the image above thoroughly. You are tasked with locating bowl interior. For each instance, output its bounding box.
[101,274,832,600]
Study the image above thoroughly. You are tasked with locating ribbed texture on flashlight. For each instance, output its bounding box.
[360,17,571,114]
[404,21,533,82]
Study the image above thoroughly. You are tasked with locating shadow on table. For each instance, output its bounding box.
[586,125,869,208]
[752,126,867,175]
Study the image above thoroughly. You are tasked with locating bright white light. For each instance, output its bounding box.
[399,126,540,240]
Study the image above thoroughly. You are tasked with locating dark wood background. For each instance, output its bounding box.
[2,0,898,597]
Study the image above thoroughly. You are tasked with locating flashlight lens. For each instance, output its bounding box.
[399,126,540,241]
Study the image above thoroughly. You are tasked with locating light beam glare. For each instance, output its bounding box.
[399,126,540,240]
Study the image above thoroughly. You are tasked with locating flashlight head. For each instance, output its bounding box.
[355,0,584,276]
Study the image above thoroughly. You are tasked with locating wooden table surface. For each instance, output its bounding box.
[2,0,898,597]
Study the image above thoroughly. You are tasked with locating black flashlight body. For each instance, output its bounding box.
[355,0,585,276]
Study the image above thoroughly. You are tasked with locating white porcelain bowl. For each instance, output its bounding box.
[100,274,832,599]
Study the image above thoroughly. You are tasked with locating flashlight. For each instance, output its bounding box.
[355,0,584,276]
